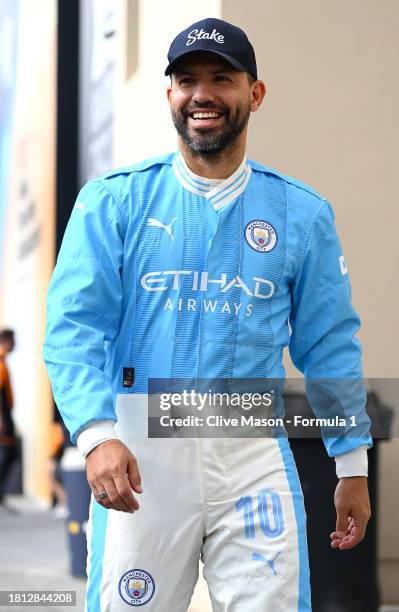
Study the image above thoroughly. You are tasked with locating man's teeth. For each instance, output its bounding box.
[192,112,222,119]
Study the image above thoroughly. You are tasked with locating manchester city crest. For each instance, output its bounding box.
[118,569,155,606]
[245,220,277,253]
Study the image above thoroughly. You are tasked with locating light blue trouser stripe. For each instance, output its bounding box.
[278,438,312,611]
[86,499,108,612]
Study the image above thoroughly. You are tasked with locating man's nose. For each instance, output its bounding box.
[192,81,216,104]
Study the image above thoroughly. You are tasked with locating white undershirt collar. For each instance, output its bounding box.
[172,151,251,211]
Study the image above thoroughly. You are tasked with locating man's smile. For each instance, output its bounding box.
[186,108,226,129]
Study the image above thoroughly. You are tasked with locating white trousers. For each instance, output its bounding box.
[86,396,311,611]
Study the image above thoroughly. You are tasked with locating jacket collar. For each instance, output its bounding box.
[172,152,251,211]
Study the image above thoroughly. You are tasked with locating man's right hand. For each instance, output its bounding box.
[86,440,142,513]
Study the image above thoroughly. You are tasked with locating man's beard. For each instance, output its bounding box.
[171,102,251,156]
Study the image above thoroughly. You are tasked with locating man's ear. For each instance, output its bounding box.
[250,80,266,112]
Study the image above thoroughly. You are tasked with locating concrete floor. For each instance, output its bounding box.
[0,497,86,611]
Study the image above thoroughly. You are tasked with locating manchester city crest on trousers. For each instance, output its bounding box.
[118,569,155,606]
[245,220,277,253]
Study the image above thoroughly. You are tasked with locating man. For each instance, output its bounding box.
[0,329,16,506]
[43,17,372,612]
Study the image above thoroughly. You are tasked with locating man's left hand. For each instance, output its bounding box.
[330,476,371,550]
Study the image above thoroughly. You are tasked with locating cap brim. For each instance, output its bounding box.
[165,49,250,77]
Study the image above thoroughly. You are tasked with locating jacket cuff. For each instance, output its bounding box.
[335,445,369,478]
[76,420,119,458]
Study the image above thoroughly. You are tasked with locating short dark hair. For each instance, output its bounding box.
[0,329,15,343]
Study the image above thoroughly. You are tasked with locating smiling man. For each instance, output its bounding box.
[43,17,372,612]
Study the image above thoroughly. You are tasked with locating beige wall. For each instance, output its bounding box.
[115,0,399,605]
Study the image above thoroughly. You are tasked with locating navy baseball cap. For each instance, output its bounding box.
[165,18,258,80]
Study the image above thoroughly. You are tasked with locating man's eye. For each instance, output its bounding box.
[215,75,230,81]
[179,78,194,85]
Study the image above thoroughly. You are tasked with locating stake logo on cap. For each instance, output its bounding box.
[186,28,225,46]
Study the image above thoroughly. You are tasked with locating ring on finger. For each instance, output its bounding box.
[97,490,108,501]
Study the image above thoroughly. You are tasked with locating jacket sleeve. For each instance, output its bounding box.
[288,199,372,457]
[43,180,125,443]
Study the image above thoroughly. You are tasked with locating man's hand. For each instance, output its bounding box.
[330,476,371,550]
[86,440,142,513]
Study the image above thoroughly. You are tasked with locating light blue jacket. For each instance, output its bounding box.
[43,153,372,457]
